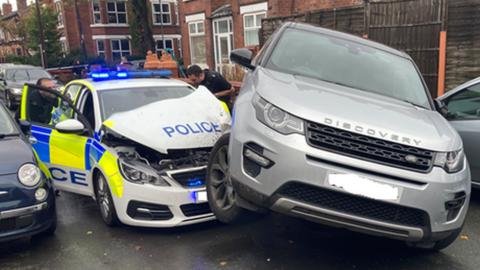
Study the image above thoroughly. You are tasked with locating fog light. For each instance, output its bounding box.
[244,148,273,168]
[35,188,47,201]
[445,192,467,221]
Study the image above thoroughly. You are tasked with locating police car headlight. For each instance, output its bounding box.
[119,159,170,187]
[434,149,465,173]
[252,93,304,135]
[18,164,42,187]
[9,88,23,95]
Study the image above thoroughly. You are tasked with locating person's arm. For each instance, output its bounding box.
[213,77,234,98]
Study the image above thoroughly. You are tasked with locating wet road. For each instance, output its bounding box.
[1,188,480,270]
[2,97,480,269]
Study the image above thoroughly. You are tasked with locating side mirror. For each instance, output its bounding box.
[54,74,60,80]
[434,99,450,118]
[55,119,85,134]
[18,119,32,135]
[230,49,255,70]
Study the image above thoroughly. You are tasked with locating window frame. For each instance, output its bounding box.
[243,12,266,46]
[152,2,172,25]
[106,1,128,25]
[212,17,234,73]
[156,38,174,56]
[110,39,131,61]
[97,40,105,56]
[188,21,206,65]
[56,2,64,27]
[92,1,101,24]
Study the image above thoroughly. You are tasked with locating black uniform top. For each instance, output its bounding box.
[72,66,83,76]
[28,90,58,124]
[199,69,232,104]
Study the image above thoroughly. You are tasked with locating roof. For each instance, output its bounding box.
[4,65,42,69]
[211,4,232,19]
[78,77,194,92]
[1,6,31,21]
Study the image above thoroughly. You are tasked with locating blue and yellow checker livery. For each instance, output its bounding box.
[19,73,231,227]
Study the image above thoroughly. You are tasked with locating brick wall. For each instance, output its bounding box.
[2,3,12,15]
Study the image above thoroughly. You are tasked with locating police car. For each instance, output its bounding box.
[17,70,231,227]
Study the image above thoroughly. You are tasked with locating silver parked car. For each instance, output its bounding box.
[206,22,470,251]
[439,77,480,188]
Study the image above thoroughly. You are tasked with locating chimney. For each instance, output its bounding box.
[2,2,12,16]
[17,0,26,10]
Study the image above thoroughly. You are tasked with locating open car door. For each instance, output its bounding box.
[19,83,94,196]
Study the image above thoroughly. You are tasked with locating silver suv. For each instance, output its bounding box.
[206,22,470,251]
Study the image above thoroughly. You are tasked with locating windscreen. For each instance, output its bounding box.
[6,69,53,81]
[98,86,194,120]
[266,29,430,108]
[0,107,15,135]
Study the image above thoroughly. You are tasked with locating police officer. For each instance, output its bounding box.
[186,65,235,107]
[28,78,59,124]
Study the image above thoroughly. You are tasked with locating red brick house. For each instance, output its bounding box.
[0,0,31,63]
[0,0,182,64]
[178,0,363,73]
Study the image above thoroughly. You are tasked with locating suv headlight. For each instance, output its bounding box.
[252,93,304,135]
[434,149,465,173]
[18,164,41,187]
[10,88,22,95]
[119,158,170,186]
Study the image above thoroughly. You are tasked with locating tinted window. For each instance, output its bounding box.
[266,29,430,108]
[445,83,480,120]
[6,69,52,81]
[98,86,194,120]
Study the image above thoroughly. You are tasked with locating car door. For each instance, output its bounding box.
[19,83,94,196]
[442,82,480,183]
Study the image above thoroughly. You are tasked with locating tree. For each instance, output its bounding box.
[128,0,155,55]
[26,4,63,59]
[0,14,32,56]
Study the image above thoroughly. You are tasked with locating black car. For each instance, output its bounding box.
[0,101,56,242]
[0,65,65,110]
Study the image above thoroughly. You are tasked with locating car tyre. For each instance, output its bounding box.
[94,172,119,226]
[206,133,254,224]
[405,221,465,251]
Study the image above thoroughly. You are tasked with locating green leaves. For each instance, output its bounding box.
[128,0,155,55]
[26,4,63,59]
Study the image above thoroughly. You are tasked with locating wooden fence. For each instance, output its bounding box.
[259,0,480,98]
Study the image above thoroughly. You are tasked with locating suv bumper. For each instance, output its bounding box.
[229,101,471,242]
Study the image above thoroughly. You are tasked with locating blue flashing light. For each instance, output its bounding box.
[116,72,128,78]
[90,72,110,79]
[187,178,205,187]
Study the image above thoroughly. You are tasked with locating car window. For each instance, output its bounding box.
[266,29,430,108]
[0,106,15,134]
[26,69,53,81]
[444,83,480,120]
[63,84,83,104]
[7,70,29,81]
[98,86,194,120]
[25,88,78,127]
[253,25,283,66]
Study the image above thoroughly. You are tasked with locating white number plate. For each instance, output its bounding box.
[328,174,399,201]
[194,191,208,204]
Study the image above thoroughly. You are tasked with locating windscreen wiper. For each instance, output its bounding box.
[0,133,19,139]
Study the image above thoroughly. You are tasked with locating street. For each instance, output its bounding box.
[1,189,480,270]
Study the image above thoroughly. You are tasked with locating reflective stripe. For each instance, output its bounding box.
[50,130,89,169]
[219,100,230,114]
[20,85,28,119]
[98,151,123,198]
[103,120,115,128]
[85,139,92,170]
[32,148,52,180]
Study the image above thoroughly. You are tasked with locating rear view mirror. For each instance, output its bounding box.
[434,99,449,118]
[55,119,85,134]
[18,119,31,135]
[54,75,60,80]
[230,49,255,70]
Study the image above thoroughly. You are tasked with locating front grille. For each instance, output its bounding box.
[0,217,16,233]
[306,122,434,172]
[180,203,212,217]
[170,169,206,188]
[127,201,173,221]
[279,182,429,227]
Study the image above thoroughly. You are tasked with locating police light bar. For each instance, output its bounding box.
[89,70,173,80]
